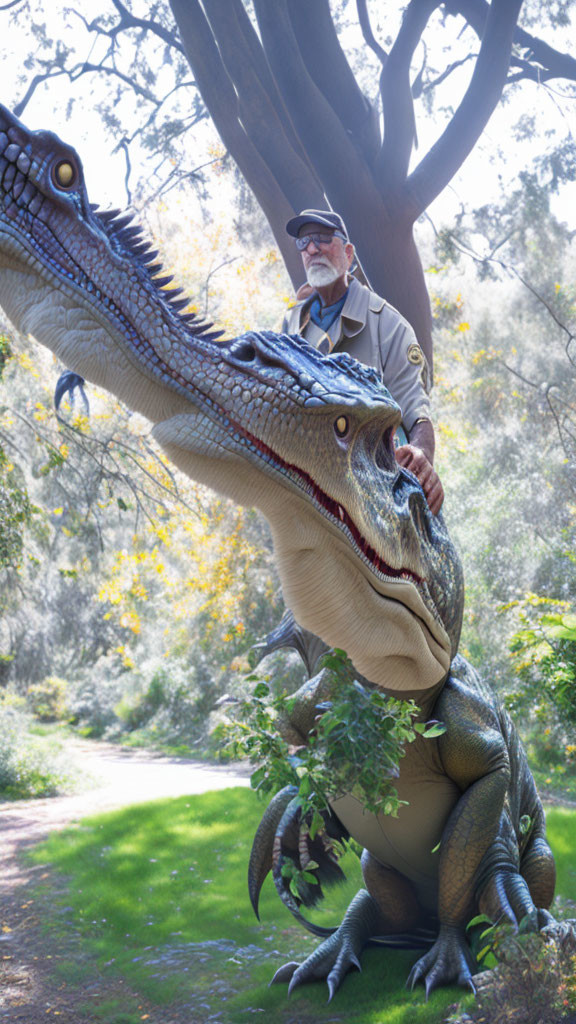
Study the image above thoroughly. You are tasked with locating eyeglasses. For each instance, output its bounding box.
[295,230,347,251]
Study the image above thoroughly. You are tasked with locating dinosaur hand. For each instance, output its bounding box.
[395,444,444,516]
[54,370,90,416]
[407,924,476,998]
[271,927,362,1002]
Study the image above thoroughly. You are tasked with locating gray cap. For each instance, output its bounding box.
[286,208,349,239]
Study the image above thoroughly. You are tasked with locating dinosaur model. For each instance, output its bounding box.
[0,105,559,1000]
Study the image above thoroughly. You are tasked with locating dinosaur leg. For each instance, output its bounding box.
[408,676,512,997]
[272,853,421,1001]
[477,808,555,931]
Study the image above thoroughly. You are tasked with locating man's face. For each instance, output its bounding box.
[298,223,354,288]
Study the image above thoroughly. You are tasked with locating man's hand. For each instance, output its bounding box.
[395,444,444,516]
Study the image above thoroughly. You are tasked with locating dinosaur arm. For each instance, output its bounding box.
[435,678,511,925]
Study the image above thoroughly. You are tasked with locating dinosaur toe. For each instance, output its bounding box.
[271,929,363,999]
[407,924,476,998]
[270,961,300,985]
[519,906,556,934]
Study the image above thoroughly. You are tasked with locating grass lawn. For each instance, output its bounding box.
[28,791,576,1024]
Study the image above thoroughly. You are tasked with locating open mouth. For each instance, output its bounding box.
[218,407,424,587]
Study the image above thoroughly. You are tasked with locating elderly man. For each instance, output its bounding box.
[283,209,443,515]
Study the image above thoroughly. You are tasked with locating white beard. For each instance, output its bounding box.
[306,260,341,287]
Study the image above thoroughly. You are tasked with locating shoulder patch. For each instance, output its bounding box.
[407,342,425,366]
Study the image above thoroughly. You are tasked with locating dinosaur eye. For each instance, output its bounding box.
[334,416,348,437]
[53,160,77,189]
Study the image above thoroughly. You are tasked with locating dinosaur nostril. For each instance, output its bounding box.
[230,339,256,362]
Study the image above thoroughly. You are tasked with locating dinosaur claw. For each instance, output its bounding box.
[287,969,305,996]
[54,369,90,416]
[350,953,362,972]
[464,975,477,995]
[407,924,475,995]
[270,961,299,986]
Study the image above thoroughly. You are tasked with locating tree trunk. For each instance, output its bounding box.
[168,0,525,376]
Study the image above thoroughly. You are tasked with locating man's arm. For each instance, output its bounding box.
[395,418,444,516]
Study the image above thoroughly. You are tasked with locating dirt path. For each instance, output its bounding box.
[0,740,251,1024]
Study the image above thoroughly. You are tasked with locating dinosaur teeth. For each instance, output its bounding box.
[98,208,122,222]
[338,505,345,521]
[118,226,143,242]
[111,213,134,232]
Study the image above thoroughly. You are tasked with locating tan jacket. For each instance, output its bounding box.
[282,278,430,433]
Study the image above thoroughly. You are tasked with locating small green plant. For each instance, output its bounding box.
[27,675,68,721]
[0,701,74,798]
[226,648,445,824]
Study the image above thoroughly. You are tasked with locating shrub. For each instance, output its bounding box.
[0,702,75,798]
[114,669,167,731]
[456,923,576,1024]
[27,675,68,721]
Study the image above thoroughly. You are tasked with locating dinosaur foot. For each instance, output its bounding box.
[407,924,476,998]
[479,870,555,932]
[271,927,362,1002]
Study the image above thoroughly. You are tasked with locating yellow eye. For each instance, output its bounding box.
[54,161,76,188]
[335,416,348,437]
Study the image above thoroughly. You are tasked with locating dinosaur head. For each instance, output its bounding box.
[0,107,463,693]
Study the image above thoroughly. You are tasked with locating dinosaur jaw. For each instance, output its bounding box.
[268,502,452,693]
[152,417,451,691]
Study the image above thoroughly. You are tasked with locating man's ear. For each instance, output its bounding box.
[345,242,355,268]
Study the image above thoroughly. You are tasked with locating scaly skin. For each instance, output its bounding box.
[0,106,560,1000]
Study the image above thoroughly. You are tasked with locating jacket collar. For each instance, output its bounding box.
[290,278,386,342]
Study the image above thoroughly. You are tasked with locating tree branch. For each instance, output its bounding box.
[288,0,381,165]
[356,0,388,66]
[376,0,440,197]
[78,0,186,55]
[445,0,576,84]
[14,69,68,117]
[251,0,384,222]
[421,53,477,93]
[228,0,315,171]
[202,0,324,210]
[13,58,173,118]
[406,0,523,218]
[169,0,304,287]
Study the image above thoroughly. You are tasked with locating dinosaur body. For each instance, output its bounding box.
[0,106,557,998]
[249,637,554,994]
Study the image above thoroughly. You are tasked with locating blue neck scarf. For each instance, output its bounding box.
[308,289,348,332]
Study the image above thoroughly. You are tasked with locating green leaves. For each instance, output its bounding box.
[0,444,38,568]
[506,596,576,728]
[225,649,445,826]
